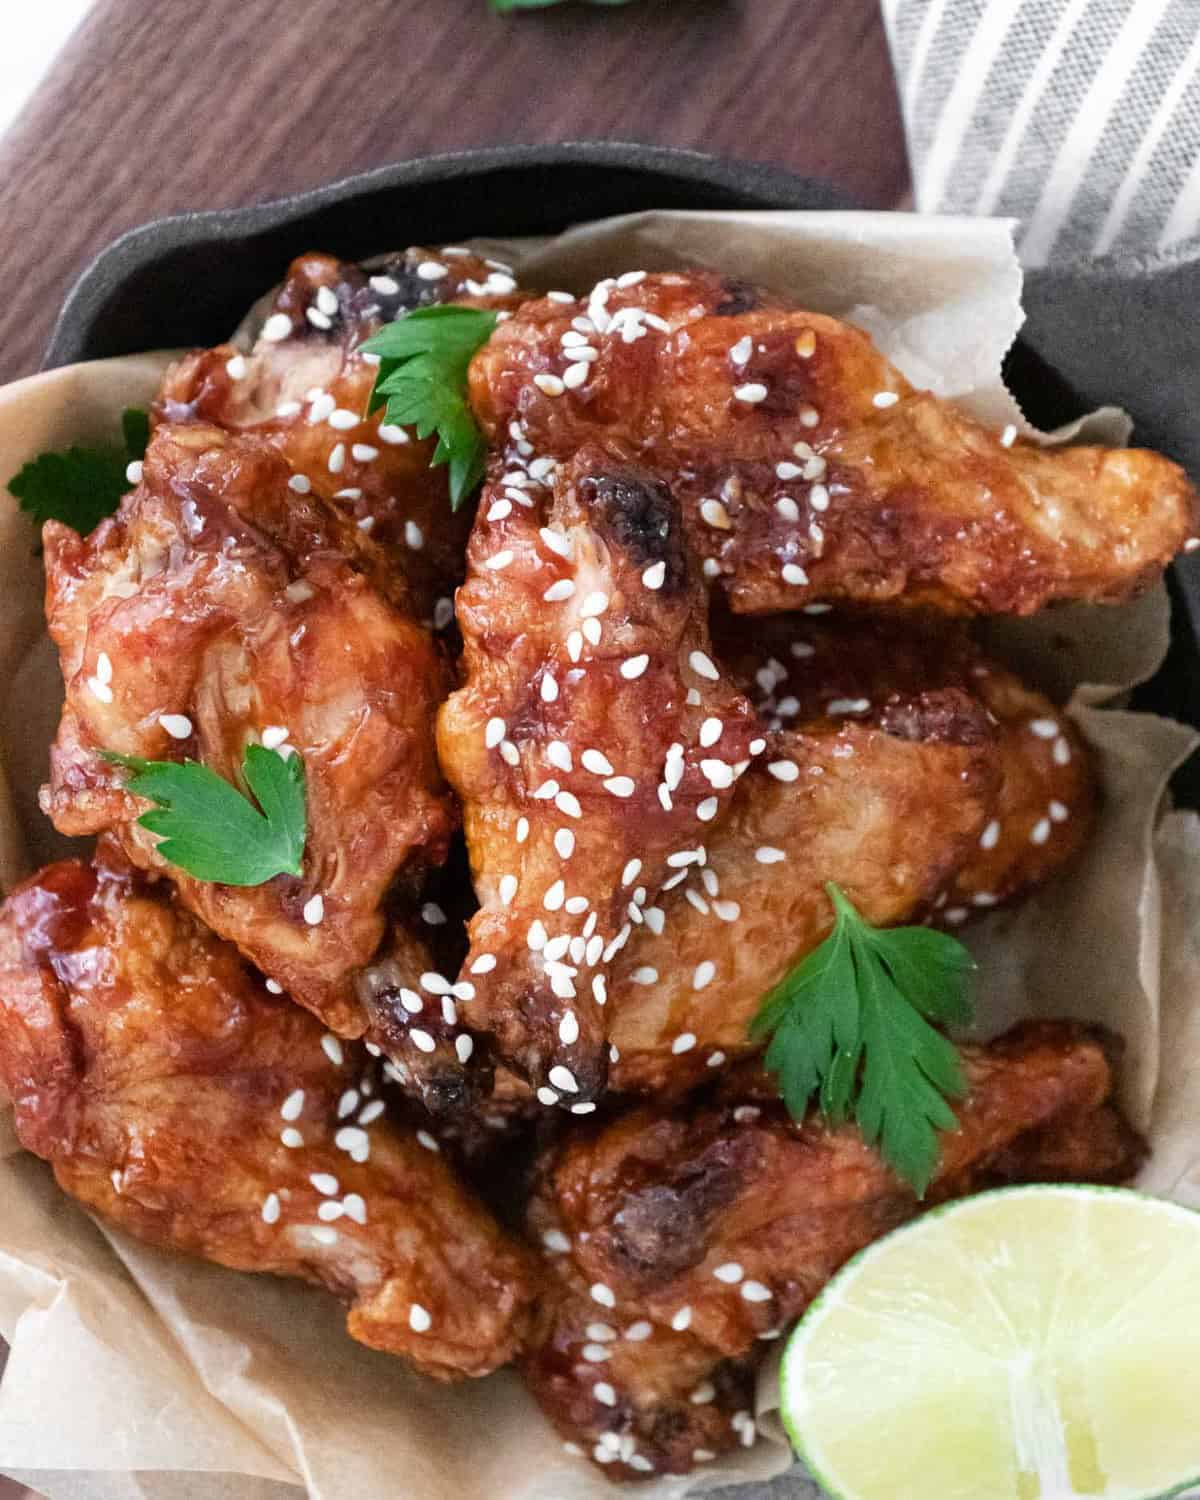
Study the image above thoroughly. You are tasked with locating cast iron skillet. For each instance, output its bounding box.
[42,142,1199,804]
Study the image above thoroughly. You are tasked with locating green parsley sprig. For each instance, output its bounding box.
[750,883,975,1197]
[8,406,150,535]
[103,743,307,887]
[362,306,499,509]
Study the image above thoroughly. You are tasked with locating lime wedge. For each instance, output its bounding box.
[780,1186,1200,1500]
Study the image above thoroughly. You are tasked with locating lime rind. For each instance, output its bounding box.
[779,1184,1200,1500]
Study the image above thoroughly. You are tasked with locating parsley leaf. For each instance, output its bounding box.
[8,406,151,535]
[750,883,975,1197]
[103,743,307,887]
[362,306,499,510]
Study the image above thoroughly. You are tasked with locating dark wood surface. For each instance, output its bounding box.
[0,0,907,385]
[0,4,903,1495]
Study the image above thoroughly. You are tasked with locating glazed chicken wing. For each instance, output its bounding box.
[159,246,529,615]
[438,447,763,1104]
[469,272,1199,616]
[0,848,536,1380]
[40,423,455,1044]
[523,1021,1144,1481]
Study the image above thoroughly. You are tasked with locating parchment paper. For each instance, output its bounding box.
[0,211,1197,1500]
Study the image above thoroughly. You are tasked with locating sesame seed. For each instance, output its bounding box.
[973,892,998,908]
[561,361,589,390]
[693,961,716,991]
[534,779,559,800]
[589,939,606,968]
[582,1345,611,1364]
[378,423,409,445]
[334,1127,370,1161]
[700,498,732,530]
[308,392,335,423]
[873,391,899,408]
[541,673,559,704]
[549,1065,579,1094]
[337,1090,359,1118]
[514,818,530,845]
[455,1035,474,1064]
[328,408,359,431]
[342,1194,367,1225]
[695,796,718,821]
[555,828,576,859]
[327,443,346,474]
[730,335,753,364]
[1053,737,1072,766]
[714,1262,744,1284]
[756,846,786,864]
[827,698,870,716]
[1030,718,1059,739]
[409,1303,432,1333]
[275,400,302,417]
[315,285,339,316]
[536,1086,559,1107]
[306,308,332,331]
[416,260,448,281]
[500,740,520,766]
[945,907,968,925]
[485,550,514,572]
[1049,799,1069,821]
[352,443,379,463]
[485,717,506,748]
[288,473,313,496]
[542,1228,571,1255]
[631,965,659,987]
[689,650,719,681]
[499,875,518,906]
[471,953,498,975]
[671,1306,693,1331]
[421,972,452,996]
[690,1382,716,1405]
[980,819,1001,850]
[265,978,284,995]
[593,1381,617,1407]
[781,563,809,586]
[533,372,565,397]
[543,579,576,604]
[741,1280,773,1302]
[280,1089,305,1121]
[303,894,325,926]
[559,1011,580,1045]
[321,1034,344,1066]
[1000,424,1018,447]
[767,760,799,782]
[672,1032,698,1055]
[310,1172,339,1196]
[800,404,820,427]
[590,1282,615,1307]
[582,617,602,646]
[280,1128,304,1149]
[411,1029,437,1054]
[261,312,293,342]
[487,499,512,523]
[158,713,192,740]
[405,520,425,550]
[577,591,608,620]
[810,484,830,511]
[1030,818,1052,845]
[734,382,768,403]
[548,740,573,771]
[641,561,668,593]
[261,1193,281,1224]
[260,725,289,750]
[544,880,566,911]
[555,790,582,818]
[539,527,572,560]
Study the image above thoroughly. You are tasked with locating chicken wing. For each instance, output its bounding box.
[606,618,1000,1093]
[438,446,763,1104]
[159,246,528,615]
[522,1021,1144,1480]
[0,847,536,1380]
[40,422,456,1044]
[468,273,1199,616]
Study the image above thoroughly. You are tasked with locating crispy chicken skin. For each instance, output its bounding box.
[468,273,1200,616]
[159,247,529,615]
[40,423,455,1042]
[716,612,1097,923]
[607,696,999,1093]
[0,849,536,1380]
[438,447,763,1104]
[523,1021,1145,1481]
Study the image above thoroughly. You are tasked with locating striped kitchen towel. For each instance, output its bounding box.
[881,0,1200,267]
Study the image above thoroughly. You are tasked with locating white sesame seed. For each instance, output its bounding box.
[593,1381,617,1407]
[321,1034,344,1066]
[756,846,786,864]
[734,382,768,403]
[694,796,717,821]
[486,499,512,523]
[1049,799,1069,822]
[334,1127,370,1160]
[158,712,193,740]
[541,673,560,704]
[641,561,668,593]
[342,1194,367,1225]
[562,361,590,389]
[544,880,566,911]
[800,404,820,427]
[409,1304,432,1332]
[261,724,289,750]
[337,1090,360,1118]
[328,408,359,431]
[697,758,731,790]
[327,443,346,474]
[582,616,602,646]
[538,529,572,562]
[730,336,753,364]
[809,484,830,512]
[700,498,732,530]
[261,312,293,342]
[456,1034,474,1063]
[714,1262,744,1284]
[515,818,530,844]
[741,1280,773,1302]
[275,400,302,417]
[1053,737,1072,766]
[485,550,515,572]
[980,819,1001,850]
[529,919,546,952]
[280,1128,304,1149]
[873,391,899,408]
[767,760,798,782]
[1030,718,1059,739]
[578,591,608,620]
[315,285,339,316]
[470,953,498,975]
[558,1011,580,1046]
[499,874,518,906]
[410,1029,436,1054]
[555,790,582,818]
[945,907,968,925]
[973,892,998,908]
[417,260,449,281]
[590,1282,616,1307]
[1000,424,1018,447]
[378,423,410,446]
[1030,818,1052,845]
[672,1032,698,1055]
[351,443,379,463]
[280,1089,305,1121]
[543,579,576,603]
[306,307,332,330]
[827,698,870,716]
[671,1306,693,1331]
[500,740,520,766]
[310,1172,339,1196]
[533,372,565,396]
[421,971,453,996]
[537,1086,559,1106]
[689,650,719,681]
[550,1065,579,1093]
[303,894,325,926]
[548,740,573,771]
[485,717,506,748]
[781,563,809,586]
[308,392,335,423]
[534,779,559,800]
[692,961,716,991]
[262,1193,281,1224]
[690,1382,716,1405]
[543,1228,571,1254]
[582,1345,611,1364]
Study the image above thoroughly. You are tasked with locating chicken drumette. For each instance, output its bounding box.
[0,846,536,1380]
[523,1021,1144,1480]
[468,272,1199,616]
[160,246,529,616]
[40,422,457,1055]
[438,447,762,1104]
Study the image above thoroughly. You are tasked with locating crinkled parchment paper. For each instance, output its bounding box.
[0,212,1197,1500]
